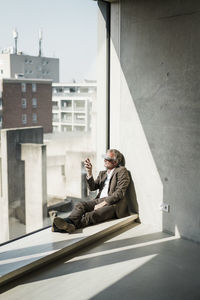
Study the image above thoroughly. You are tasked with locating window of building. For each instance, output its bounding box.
[74,113,85,124]
[52,101,59,109]
[29,70,33,74]
[53,125,59,132]
[21,98,27,109]
[64,88,70,93]
[56,88,63,93]
[0,69,3,74]
[61,165,65,176]
[61,100,72,109]
[69,87,77,93]
[61,112,72,122]
[29,60,33,64]
[32,113,37,123]
[32,83,37,92]
[61,125,72,132]
[53,113,59,122]
[21,83,26,92]
[74,100,85,111]
[80,87,88,93]
[22,114,27,124]
[74,125,85,132]
[32,98,37,108]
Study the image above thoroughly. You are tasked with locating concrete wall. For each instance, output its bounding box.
[107,0,200,242]
[0,127,47,242]
[45,132,97,200]
[21,143,47,234]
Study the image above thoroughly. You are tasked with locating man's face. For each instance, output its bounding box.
[104,151,117,170]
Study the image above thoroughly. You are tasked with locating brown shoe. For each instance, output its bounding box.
[53,217,76,233]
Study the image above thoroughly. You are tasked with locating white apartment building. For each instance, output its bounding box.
[52,82,97,133]
[0,53,59,82]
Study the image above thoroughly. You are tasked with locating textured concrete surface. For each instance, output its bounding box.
[1,223,200,299]
[108,0,200,242]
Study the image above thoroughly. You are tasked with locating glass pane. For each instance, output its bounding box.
[0,0,100,244]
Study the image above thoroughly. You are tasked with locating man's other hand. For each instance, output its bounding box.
[84,158,92,177]
[94,201,107,210]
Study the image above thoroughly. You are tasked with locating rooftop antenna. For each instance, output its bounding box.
[13,28,18,54]
[39,29,43,57]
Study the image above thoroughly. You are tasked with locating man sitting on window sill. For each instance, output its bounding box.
[52,149,131,233]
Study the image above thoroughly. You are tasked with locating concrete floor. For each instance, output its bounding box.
[1,223,200,300]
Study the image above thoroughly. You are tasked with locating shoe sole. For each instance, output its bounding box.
[53,217,75,233]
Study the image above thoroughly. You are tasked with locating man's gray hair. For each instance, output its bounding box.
[109,149,125,166]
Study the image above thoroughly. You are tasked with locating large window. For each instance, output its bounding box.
[0,0,99,244]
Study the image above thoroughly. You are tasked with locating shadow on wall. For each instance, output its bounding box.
[98,0,163,229]
[127,171,139,221]
[99,0,200,242]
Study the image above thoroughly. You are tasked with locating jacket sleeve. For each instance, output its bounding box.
[103,168,130,205]
[86,172,101,191]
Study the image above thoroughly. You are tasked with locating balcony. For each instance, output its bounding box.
[73,106,85,112]
[73,119,85,124]
[60,106,72,111]
[61,119,72,123]
[52,106,59,110]
[52,118,60,122]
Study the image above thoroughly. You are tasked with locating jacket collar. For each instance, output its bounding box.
[102,167,118,182]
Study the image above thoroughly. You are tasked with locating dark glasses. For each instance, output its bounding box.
[103,155,116,162]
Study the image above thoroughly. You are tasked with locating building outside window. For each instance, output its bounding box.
[53,125,59,132]
[61,125,72,132]
[52,101,59,109]
[32,113,37,123]
[32,83,37,92]
[61,100,72,109]
[32,98,37,108]
[53,113,59,122]
[74,100,85,111]
[21,98,27,109]
[21,82,26,92]
[22,114,27,124]
[0,0,98,245]
[69,87,77,93]
[61,112,72,122]
[74,125,85,132]
[74,113,85,124]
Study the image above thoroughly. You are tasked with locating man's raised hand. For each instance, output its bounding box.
[84,158,92,177]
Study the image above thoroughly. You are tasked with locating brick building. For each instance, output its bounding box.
[0,78,52,133]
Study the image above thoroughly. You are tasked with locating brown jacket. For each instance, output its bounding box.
[86,166,130,218]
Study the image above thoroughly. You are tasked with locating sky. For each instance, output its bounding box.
[0,0,98,82]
